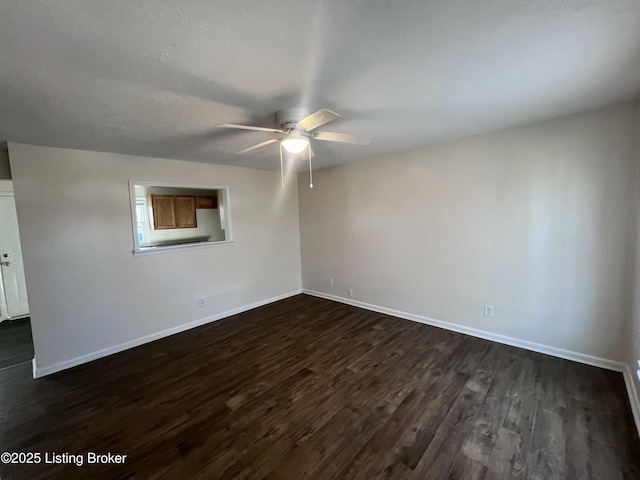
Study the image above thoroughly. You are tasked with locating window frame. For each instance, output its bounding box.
[128,180,234,256]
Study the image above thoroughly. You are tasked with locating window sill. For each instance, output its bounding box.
[132,240,235,256]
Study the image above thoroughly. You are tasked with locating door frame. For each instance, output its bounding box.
[0,181,26,322]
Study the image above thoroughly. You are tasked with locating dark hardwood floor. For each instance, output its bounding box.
[0,295,638,479]
[0,317,33,369]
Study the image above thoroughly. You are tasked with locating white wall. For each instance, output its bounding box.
[8,144,302,373]
[7,103,640,380]
[299,102,639,362]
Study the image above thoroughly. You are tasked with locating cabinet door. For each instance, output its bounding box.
[196,196,218,209]
[174,196,197,228]
[151,195,176,229]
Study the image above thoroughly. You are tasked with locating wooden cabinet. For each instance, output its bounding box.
[174,196,197,228]
[152,195,197,229]
[196,196,218,209]
[151,195,176,229]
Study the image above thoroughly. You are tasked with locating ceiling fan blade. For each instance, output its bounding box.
[235,138,279,154]
[314,131,372,145]
[217,123,283,133]
[296,109,339,132]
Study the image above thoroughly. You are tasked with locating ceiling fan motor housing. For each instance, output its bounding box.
[277,108,310,132]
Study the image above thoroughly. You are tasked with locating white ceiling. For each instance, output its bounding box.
[1,1,639,171]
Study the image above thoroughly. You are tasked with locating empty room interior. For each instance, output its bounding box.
[1,1,640,479]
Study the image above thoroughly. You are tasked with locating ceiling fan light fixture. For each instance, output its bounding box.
[281,137,309,154]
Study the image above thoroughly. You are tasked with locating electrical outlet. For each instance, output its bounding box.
[348,288,354,297]
[328,277,334,286]
[484,305,494,317]
[198,297,205,307]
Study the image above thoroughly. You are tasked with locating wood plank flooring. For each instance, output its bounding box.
[0,295,638,479]
[0,317,33,369]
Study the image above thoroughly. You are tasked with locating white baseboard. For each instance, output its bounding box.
[302,289,625,371]
[623,364,640,439]
[33,289,302,378]
[303,289,640,437]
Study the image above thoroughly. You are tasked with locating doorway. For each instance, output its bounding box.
[0,182,33,368]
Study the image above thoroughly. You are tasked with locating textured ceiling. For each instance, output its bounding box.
[1,0,639,171]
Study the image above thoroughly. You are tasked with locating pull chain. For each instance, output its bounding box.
[308,143,313,188]
[280,143,284,188]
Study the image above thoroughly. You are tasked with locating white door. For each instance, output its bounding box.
[0,195,29,321]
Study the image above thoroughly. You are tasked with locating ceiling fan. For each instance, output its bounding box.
[217,108,372,188]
